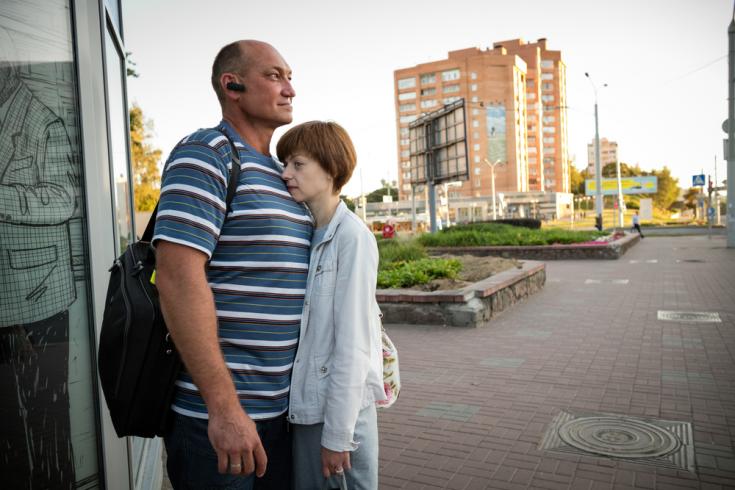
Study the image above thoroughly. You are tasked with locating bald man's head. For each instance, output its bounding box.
[211,40,275,104]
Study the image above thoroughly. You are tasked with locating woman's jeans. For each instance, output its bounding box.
[292,405,378,490]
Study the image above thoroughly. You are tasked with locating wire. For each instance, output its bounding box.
[660,54,727,87]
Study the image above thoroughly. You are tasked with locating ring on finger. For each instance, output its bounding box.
[334,467,344,474]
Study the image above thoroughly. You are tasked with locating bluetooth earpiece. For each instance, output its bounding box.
[226,81,246,92]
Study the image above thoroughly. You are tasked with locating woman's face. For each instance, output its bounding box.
[282,152,334,203]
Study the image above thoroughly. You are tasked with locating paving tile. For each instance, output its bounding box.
[376,236,735,488]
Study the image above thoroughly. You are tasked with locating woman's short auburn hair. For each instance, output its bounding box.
[276,121,357,193]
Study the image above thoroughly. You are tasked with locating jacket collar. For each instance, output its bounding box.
[312,200,350,248]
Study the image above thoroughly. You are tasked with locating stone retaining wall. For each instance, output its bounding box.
[377,260,545,328]
[428,232,639,260]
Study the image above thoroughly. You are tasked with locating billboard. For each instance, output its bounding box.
[485,104,507,163]
[408,99,468,185]
[585,176,658,196]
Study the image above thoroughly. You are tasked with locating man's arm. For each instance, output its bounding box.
[0,119,78,225]
[155,240,266,476]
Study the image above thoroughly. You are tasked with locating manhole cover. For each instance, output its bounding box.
[539,411,695,472]
[557,416,680,459]
[658,311,721,323]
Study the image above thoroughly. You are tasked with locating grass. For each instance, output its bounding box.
[376,238,461,288]
[417,223,607,247]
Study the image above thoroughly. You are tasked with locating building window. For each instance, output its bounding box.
[527,92,536,100]
[398,77,416,89]
[402,183,411,191]
[442,68,460,81]
[473,131,479,139]
[474,155,480,163]
[402,161,411,168]
[471,96,478,103]
[543,147,555,155]
[543,137,555,144]
[400,127,409,136]
[543,126,556,133]
[541,60,554,68]
[472,119,479,128]
[400,138,410,146]
[543,115,556,124]
[398,91,416,101]
[528,147,537,154]
[421,87,436,96]
[541,95,554,103]
[444,84,460,93]
[400,115,418,123]
[420,99,438,109]
[542,82,553,91]
[399,103,416,112]
[541,73,553,80]
[473,143,480,151]
[420,73,436,84]
[474,167,481,175]
[443,96,460,104]
[471,72,477,80]
[528,157,537,164]
[470,83,478,91]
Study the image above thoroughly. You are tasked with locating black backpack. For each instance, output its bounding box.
[98,133,241,438]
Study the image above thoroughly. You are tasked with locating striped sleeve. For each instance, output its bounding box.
[152,136,229,257]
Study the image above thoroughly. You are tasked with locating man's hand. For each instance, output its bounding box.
[209,406,267,476]
[321,446,351,478]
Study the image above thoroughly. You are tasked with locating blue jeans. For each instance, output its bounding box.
[164,411,291,489]
[292,405,378,490]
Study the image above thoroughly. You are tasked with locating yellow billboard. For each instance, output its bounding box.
[585,176,658,196]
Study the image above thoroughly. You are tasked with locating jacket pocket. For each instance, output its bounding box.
[314,353,331,404]
[8,245,58,270]
[312,260,337,295]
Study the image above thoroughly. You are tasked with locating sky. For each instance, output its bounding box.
[123,0,732,197]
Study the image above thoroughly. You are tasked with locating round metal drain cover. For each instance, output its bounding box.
[557,416,680,459]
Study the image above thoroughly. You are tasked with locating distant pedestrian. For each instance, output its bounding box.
[632,211,644,238]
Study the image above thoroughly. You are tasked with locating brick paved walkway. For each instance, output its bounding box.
[378,235,735,489]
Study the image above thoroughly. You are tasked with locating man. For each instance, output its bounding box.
[632,211,644,238]
[0,26,78,489]
[153,40,312,488]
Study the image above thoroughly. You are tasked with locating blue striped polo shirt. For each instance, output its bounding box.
[153,121,312,420]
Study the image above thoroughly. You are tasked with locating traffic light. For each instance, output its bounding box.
[708,175,713,194]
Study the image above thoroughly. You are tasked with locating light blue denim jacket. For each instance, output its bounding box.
[287,201,386,451]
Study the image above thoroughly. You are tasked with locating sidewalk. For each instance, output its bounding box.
[378,235,735,489]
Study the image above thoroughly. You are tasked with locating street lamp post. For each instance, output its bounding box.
[585,72,608,231]
[483,158,504,220]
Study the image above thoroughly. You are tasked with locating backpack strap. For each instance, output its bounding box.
[141,129,241,242]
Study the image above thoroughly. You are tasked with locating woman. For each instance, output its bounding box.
[277,121,385,489]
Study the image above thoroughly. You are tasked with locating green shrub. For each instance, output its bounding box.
[418,223,606,247]
[378,239,427,268]
[377,258,462,288]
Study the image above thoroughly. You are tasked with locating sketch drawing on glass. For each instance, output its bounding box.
[0,11,83,488]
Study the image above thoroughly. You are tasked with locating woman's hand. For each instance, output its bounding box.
[321,446,351,478]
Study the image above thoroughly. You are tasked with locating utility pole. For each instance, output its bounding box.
[728,6,735,247]
[715,155,721,226]
[586,73,606,231]
[484,158,504,220]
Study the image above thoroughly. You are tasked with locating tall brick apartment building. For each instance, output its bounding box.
[394,38,570,205]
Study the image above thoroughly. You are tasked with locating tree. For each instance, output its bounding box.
[569,165,585,195]
[130,104,162,211]
[682,187,699,211]
[650,166,679,210]
[366,181,398,203]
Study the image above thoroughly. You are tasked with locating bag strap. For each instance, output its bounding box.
[141,129,241,242]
